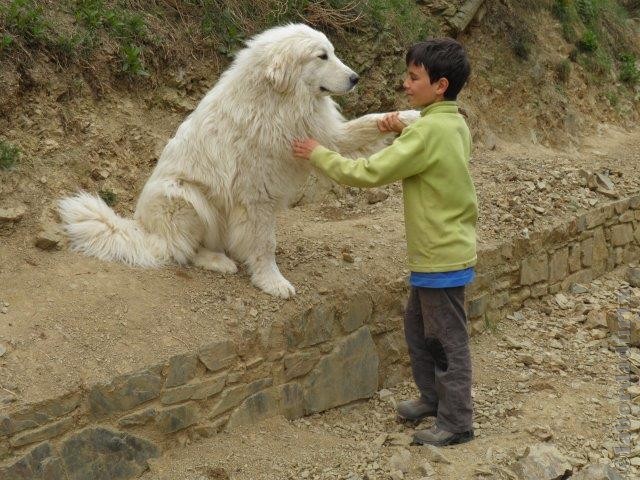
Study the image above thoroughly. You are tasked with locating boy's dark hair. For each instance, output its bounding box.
[406,38,471,101]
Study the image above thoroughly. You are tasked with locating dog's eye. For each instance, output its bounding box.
[318,53,328,60]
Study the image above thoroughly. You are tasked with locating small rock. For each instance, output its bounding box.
[570,283,589,294]
[389,448,411,473]
[507,310,525,322]
[342,252,355,263]
[517,353,536,366]
[597,188,619,199]
[513,443,572,480]
[555,293,573,309]
[627,384,640,397]
[423,444,452,464]
[532,205,546,214]
[90,169,109,181]
[35,229,62,250]
[584,310,608,330]
[503,335,523,349]
[418,460,436,477]
[628,267,640,288]
[526,425,553,441]
[366,188,389,204]
[0,205,27,223]
[387,432,413,447]
[594,172,615,191]
[571,463,625,480]
[372,433,387,449]
[0,344,6,356]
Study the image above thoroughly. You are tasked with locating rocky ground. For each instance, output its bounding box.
[139,266,640,480]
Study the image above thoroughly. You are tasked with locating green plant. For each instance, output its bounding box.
[365,0,434,43]
[75,0,106,30]
[576,0,597,24]
[605,90,619,106]
[98,189,117,206]
[0,141,20,170]
[104,10,146,41]
[2,0,47,43]
[578,29,598,52]
[0,34,13,51]
[619,53,639,85]
[120,44,148,76]
[580,48,613,77]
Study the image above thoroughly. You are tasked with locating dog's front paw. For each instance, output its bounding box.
[252,272,296,299]
[397,110,421,125]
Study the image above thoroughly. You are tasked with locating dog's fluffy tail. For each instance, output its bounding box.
[58,192,163,267]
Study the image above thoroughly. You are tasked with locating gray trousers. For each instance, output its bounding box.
[404,286,473,433]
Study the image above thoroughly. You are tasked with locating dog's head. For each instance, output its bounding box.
[245,24,359,95]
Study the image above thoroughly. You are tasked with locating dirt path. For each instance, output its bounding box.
[140,267,638,480]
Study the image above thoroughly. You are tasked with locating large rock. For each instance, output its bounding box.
[165,353,198,387]
[60,427,159,480]
[606,309,640,347]
[513,444,572,480]
[571,464,625,480]
[2,393,81,435]
[0,205,27,223]
[303,326,379,414]
[198,340,237,372]
[284,350,320,381]
[155,402,200,434]
[9,417,74,447]
[0,442,62,480]
[209,378,273,418]
[520,254,549,285]
[628,267,640,288]
[226,382,304,430]
[286,305,336,348]
[89,369,163,417]
[340,294,373,333]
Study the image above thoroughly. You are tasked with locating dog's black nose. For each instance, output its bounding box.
[350,74,359,85]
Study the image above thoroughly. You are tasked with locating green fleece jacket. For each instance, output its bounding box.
[310,101,477,272]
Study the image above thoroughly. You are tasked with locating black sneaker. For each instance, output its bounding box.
[396,398,437,425]
[412,425,474,446]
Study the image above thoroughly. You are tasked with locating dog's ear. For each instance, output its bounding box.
[265,51,295,93]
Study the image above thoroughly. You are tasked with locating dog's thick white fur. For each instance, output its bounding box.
[59,24,419,298]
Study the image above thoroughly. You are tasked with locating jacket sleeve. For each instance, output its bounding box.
[309,125,434,188]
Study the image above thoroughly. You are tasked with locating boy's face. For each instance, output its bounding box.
[403,63,449,108]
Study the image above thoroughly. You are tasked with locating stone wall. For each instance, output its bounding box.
[1,194,639,479]
[466,194,640,333]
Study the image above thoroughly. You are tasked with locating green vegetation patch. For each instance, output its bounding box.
[0,140,20,171]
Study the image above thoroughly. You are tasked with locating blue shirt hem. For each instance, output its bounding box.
[410,268,475,288]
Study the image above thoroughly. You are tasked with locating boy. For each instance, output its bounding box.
[292,38,477,447]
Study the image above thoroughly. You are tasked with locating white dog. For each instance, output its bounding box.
[59,24,418,298]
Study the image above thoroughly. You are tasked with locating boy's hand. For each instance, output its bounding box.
[377,112,406,134]
[292,138,320,160]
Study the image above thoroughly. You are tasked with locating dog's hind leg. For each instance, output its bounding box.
[227,203,295,298]
[193,248,238,273]
[193,211,237,273]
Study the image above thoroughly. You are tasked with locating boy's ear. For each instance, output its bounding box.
[435,77,449,96]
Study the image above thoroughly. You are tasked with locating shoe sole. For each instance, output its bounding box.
[412,432,475,447]
[396,412,436,427]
